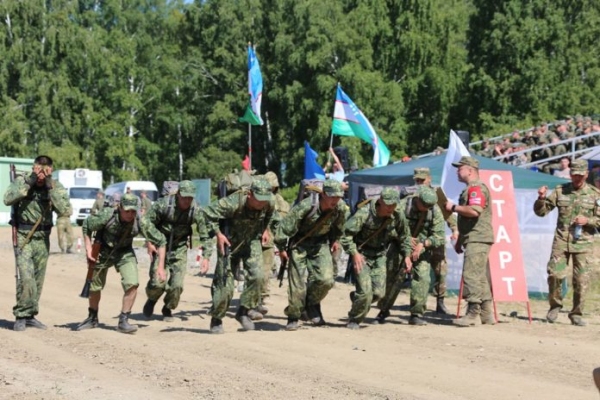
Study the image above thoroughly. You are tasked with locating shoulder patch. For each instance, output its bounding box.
[467,185,486,207]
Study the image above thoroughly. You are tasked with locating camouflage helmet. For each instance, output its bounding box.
[120,193,139,211]
[250,178,274,202]
[264,171,279,188]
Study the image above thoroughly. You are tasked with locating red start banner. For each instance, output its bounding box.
[480,170,529,302]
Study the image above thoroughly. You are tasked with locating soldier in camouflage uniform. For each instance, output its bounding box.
[257,172,290,316]
[412,167,459,314]
[76,193,148,333]
[140,190,153,216]
[141,181,212,322]
[4,155,70,331]
[534,159,600,326]
[276,180,347,331]
[376,186,444,325]
[341,187,412,329]
[444,156,495,327]
[91,191,105,215]
[203,179,278,333]
[56,204,74,253]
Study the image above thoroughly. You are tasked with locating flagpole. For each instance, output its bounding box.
[248,123,252,171]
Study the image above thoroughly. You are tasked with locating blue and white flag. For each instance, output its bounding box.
[247,45,264,125]
[331,84,390,167]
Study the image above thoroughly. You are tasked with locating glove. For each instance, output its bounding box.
[27,172,38,187]
[44,175,53,190]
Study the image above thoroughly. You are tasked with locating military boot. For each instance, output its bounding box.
[143,299,156,318]
[256,303,269,315]
[235,307,255,331]
[308,303,325,326]
[13,318,26,332]
[161,306,174,322]
[409,315,427,326]
[117,312,138,334]
[373,309,390,325]
[480,300,496,325]
[546,306,561,323]
[285,319,299,331]
[569,315,587,327]
[210,317,224,334]
[453,303,481,327]
[76,308,99,331]
[247,309,264,321]
[25,317,47,330]
[436,297,449,315]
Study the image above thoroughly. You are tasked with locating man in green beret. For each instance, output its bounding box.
[534,159,600,326]
[276,179,347,331]
[444,156,495,327]
[141,180,213,324]
[341,187,411,329]
[377,186,445,325]
[77,193,149,333]
[203,178,278,333]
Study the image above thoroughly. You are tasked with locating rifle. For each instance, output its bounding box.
[277,246,288,288]
[217,180,231,286]
[80,241,101,298]
[9,164,20,282]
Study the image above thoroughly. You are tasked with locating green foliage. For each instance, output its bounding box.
[0,0,599,188]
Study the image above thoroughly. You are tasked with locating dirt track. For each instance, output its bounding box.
[0,226,599,400]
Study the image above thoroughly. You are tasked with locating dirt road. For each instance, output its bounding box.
[0,227,598,400]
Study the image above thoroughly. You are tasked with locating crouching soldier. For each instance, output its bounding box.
[341,187,412,329]
[76,193,150,333]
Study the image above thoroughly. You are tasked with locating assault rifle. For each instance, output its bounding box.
[9,164,20,282]
[80,241,101,298]
[217,180,231,286]
[277,247,288,288]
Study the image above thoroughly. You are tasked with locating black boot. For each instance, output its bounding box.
[76,308,99,331]
[117,312,138,334]
[210,317,224,334]
[25,316,47,330]
[436,297,449,315]
[161,306,174,322]
[143,299,156,318]
[373,309,390,325]
[235,307,255,331]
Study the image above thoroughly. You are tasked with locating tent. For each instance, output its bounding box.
[347,154,569,297]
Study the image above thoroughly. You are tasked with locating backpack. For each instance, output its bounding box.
[224,170,255,194]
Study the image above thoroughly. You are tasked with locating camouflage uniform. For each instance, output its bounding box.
[91,193,105,215]
[377,187,444,323]
[332,201,351,279]
[341,188,411,326]
[141,181,212,314]
[82,199,142,294]
[56,204,74,253]
[203,179,278,330]
[261,172,290,303]
[3,165,70,324]
[275,180,347,326]
[452,157,494,326]
[79,193,147,333]
[140,195,153,215]
[533,159,600,325]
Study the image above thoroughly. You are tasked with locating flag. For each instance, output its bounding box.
[304,141,326,180]
[440,130,471,203]
[241,155,250,171]
[331,84,390,167]
[238,104,262,125]
[246,44,263,125]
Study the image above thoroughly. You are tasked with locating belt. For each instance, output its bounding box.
[18,223,53,232]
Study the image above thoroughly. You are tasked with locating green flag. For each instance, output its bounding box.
[239,103,262,125]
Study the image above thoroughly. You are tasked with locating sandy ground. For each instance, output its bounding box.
[0,226,599,400]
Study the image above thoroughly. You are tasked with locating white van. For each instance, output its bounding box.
[104,181,159,203]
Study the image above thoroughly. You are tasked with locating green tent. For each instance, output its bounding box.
[347,154,567,188]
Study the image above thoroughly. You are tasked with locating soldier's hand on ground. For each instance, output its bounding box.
[538,185,548,199]
[454,241,463,254]
[352,253,365,274]
[404,257,413,273]
[216,232,231,256]
[199,259,209,275]
[261,229,271,246]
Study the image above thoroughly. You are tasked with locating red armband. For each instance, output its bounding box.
[467,186,485,207]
